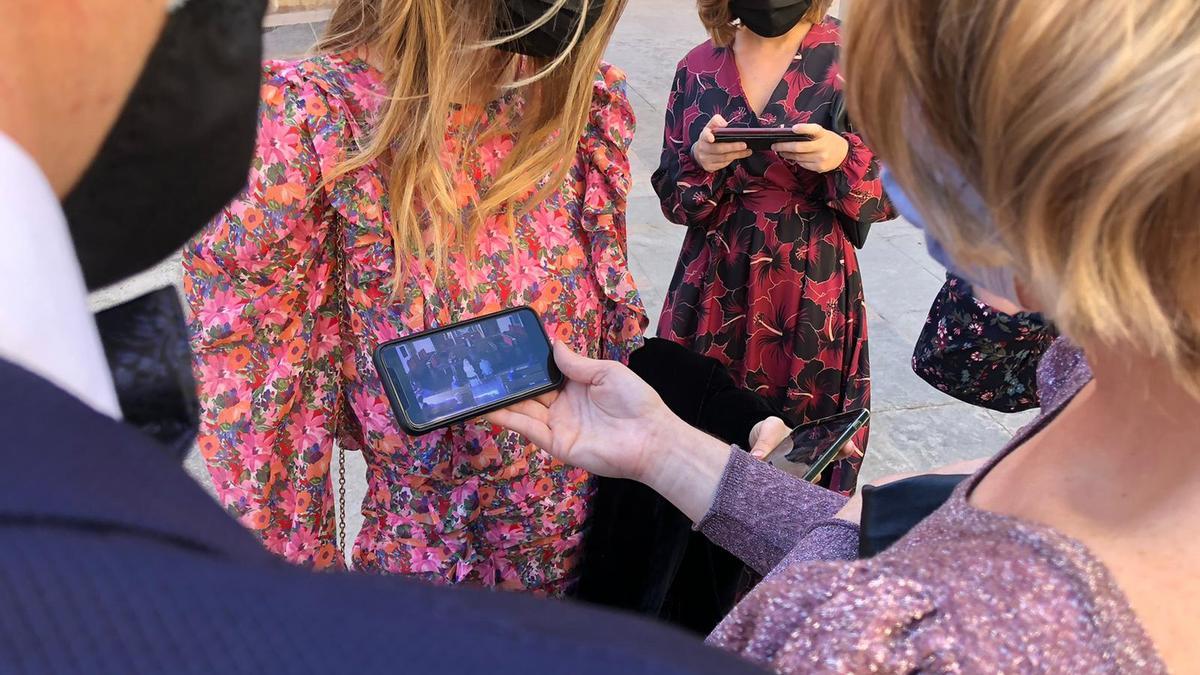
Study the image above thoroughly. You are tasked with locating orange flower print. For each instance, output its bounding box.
[227,346,253,372]
[241,207,265,231]
[243,508,272,531]
[265,182,306,206]
[217,399,251,426]
[305,96,328,119]
[555,322,573,342]
[534,477,555,498]
[314,544,338,569]
[261,83,284,108]
[558,246,586,270]
[197,434,221,461]
[541,279,565,305]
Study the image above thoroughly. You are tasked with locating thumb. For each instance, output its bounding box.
[552,340,608,384]
[709,114,730,129]
[751,434,777,460]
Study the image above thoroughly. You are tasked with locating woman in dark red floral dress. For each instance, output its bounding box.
[653,2,893,492]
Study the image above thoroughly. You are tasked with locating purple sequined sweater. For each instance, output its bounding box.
[699,342,1166,673]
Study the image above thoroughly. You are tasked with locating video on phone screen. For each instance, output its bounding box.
[378,311,554,428]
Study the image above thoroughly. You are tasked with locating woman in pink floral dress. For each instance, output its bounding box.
[183,0,646,595]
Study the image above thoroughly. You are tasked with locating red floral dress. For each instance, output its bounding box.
[184,54,647,594]
[653,20,893,492]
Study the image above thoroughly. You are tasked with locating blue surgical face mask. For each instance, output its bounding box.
[881,167,1019,303]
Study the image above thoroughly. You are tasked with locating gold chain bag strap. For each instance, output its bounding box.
[338,445,346,557]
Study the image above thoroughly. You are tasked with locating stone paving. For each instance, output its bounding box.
[91,0,1032,547]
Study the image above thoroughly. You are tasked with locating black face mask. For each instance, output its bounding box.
[730,0,812,39]
[63,0,268,291]
[496,0,606,59]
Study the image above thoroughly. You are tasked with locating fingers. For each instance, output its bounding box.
[534,390,559,407]
[552,340,608,384]
[700,115,730,144]
[771,140,820,154]
[749,416,790,460]
[750,443,773,461]
[695,144,753,172]
[708,141,748,153]
[702,148,754,165]
[792,122,825,136]
[508,398,550,425]
[837,439,865,461]
[485,407,553,450]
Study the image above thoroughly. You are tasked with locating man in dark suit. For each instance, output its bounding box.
[0,1,760,673]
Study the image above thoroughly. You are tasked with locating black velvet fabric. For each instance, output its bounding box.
[94,288,199,461]
[572,338,792,634]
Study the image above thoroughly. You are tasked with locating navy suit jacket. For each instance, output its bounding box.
[0,360,760,674]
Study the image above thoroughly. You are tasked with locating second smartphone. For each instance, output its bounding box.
[763,409,871,483]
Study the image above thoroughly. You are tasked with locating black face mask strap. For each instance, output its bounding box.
[495,0,606,59]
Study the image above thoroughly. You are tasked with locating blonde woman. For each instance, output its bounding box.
[490,0,1200,670]
[184,0,646,595]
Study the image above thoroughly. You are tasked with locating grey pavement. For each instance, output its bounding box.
[90,0,1030,553]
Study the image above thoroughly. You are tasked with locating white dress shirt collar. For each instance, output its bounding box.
[0,131,121,418]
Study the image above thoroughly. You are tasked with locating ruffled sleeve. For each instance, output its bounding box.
[580,63,649,363]
[183,61,345,570]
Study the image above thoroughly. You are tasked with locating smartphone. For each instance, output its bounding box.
[763,409,870,483]
[373,307,563,435]
[712,127,815,151]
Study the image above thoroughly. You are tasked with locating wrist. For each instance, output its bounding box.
[640,416,733,522]
[834,492,863,524]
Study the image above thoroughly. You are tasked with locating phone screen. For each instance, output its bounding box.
[373,307,561,434]
[764,409,870,483]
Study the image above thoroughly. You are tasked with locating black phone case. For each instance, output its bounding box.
[712,129,813,151]
[372,306,564,436]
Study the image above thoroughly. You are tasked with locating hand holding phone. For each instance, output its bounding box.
[373,307,563,435]
[712,127,816,151]
[691,115,754,172]
[763,409,870,483]
[769,123,850,173]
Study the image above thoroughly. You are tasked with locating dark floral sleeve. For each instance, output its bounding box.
[823,131,895,225]
[777,83,896,226]
[651,62,739,230]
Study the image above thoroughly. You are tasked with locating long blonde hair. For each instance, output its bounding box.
[844,0,1200,395]
[317,0,626,282]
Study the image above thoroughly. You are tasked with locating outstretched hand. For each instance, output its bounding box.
[485,342,684,483]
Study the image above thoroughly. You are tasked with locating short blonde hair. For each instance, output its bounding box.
[698,0,833,48]
[845,1,1200,395]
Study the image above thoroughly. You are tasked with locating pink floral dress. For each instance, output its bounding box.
[183,53,647,595]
